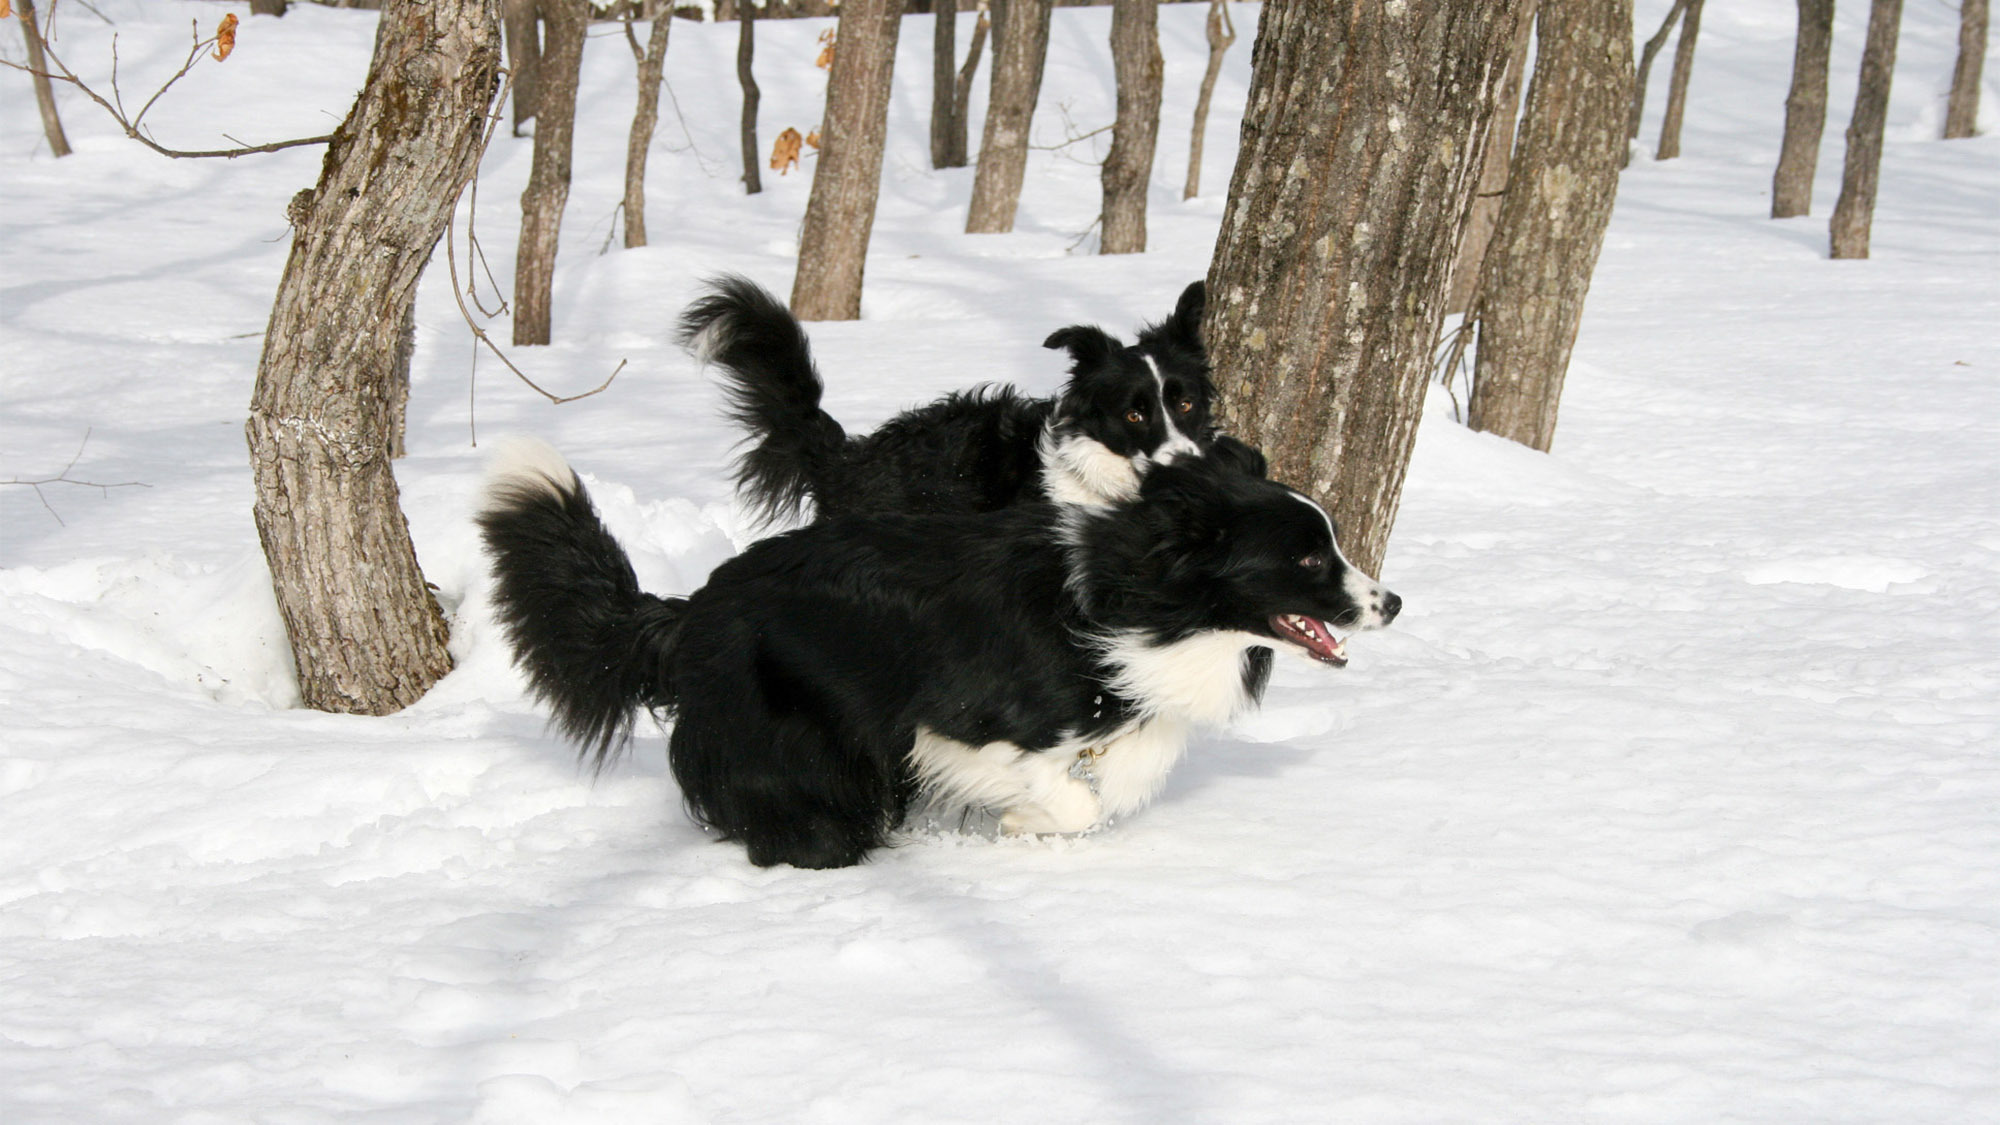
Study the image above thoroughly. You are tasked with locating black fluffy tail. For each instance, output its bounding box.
[677,275,847,523]
[476,438,686,772]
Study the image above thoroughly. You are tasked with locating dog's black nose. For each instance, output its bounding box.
[1381,591,1402,623]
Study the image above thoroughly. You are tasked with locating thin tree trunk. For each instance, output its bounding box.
[1830,0,1904,259]
[623,8,673,248]
[249,0,289,15]
[246,0,499,715]
[966,0,1054,233]
[512,0,586,345]
[790,0,903,320]
[16,0,73,158]
[1467,0,1633,453]
[947,4,991,168]
[1655,0,1704,160]
[1182,0,1236,201]
[1656,0,1704,160]
[1205,0,1530,579]
[1627,0,1689,147]
[1945,0,1987,138]
[504,0,540,134]
[1772,0,1835,218]
[1099,0,1163,254]
[1447,1,1536,316]
[739,0,763,194]
[931,0,957,167]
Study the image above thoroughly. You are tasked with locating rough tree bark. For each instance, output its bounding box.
[1626,0,1688,156]
[512,0,586,345]
[1772,0,1835,218]
[503,0,540,134]
[1182,0,1236,200]
[931,0,958,167]
[622,6,673,248]
[945,4,991,168]
[739,0,763,194]
[1099,0,1163,254]
[1830,0,1903,259]
[16,0,73,158]
[246,0,500,715]
[1447,1,1537,316]
[1467,0,1634,453]
[1655,0,1705,160]
[790,0,903,320]
[250,0,289,16]
[1204,0,1529,579]
[1945,0,1987,139]
[966,0,1054,233]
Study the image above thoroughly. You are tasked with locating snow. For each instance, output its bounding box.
[3,1,1998,1120]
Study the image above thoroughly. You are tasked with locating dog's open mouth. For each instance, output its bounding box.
[1270,614,1348,667]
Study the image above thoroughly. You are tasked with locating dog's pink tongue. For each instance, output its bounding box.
[1270,614,1348,666]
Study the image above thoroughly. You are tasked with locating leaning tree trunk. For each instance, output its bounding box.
[512,0,586,345]
[622,7,673,248]
[1182,0,1236,200]
[739,0,763,194]
[966,0,1055,233]
[503,0,540,134]
[1205,0,1529,579]
[945,4,991,168]
[931,0,958,167]
[16,0,73,158]
[1100,0,1163,254]
[1944,0,1987,139]
[1467,0,1633,453]
[1627,0,1688,148]
[1772,0,1835,218]
[1655,0,1705,160]
[246,0,500,715]
[790,0,903,320]
[1830,0,1903,259]
[1446,1,1536,316]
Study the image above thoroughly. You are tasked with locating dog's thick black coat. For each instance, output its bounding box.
[479,442,1397,869]
[678,275,1260,523]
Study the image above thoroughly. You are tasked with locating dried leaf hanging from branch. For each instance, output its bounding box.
[815,28,835,70]
[213,14,238,62]
[770,127,803,174]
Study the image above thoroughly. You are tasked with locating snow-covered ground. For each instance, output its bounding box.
[3,2,1997,1120]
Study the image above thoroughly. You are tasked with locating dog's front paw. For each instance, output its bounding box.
[998,776,1103,836]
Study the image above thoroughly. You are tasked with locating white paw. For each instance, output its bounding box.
[998,776,1102,836]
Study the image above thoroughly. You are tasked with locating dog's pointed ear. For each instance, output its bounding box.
[1043,325,1120,371]
[1207,434,1268,479]
[1170,280,1206,344]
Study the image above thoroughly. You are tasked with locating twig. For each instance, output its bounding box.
[1,428,151,527]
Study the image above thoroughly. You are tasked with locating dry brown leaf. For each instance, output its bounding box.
[213,13,238,62]
[0,1,14,23]
[804,131,821,150]
[815,28,835,70]
[769,127,803,175]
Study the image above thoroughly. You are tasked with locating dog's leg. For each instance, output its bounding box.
[1086,716,1191,821]
[910,730,1102,835]
[996,749,1102,836]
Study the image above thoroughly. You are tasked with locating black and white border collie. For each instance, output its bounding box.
[676,275,1261,524]
[478,438,1399,869]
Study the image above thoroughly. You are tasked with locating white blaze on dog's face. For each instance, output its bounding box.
[1039,321,1219,507]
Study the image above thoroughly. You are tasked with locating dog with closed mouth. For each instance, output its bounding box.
[478,437,1399,869]
[678,275,1263,524]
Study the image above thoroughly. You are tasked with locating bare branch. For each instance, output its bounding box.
[1,428,151,527]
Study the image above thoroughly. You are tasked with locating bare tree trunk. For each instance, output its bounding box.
[1830,0,1903,259]
[1182,0,1235,201]
[1099,0,1163,254]
[1655,0,1705,160]
[1447,2,1536,316]
[622,8,673,248]
[966,0,1054,233]
[739,0,763,194]
[1205,0,1530,579]
[504,0,541,134]
[512,0,586,346]
[1627,0,1688,151]
[931,0,958,167]
[16,0,73,158]
[250,0,289,15]
[1467,0,1633,453]
[246,0,499,715]
[1772,0,1835,218]
[790,0,903,320]
[946,4,991,168]
[1945,0,1988,138]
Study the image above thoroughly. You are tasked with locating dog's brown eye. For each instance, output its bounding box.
[1177,400,1194,414]
[1125,409,1145,424]
[1299,554,1326,569]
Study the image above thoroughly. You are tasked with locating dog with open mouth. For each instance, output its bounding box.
[478,438,1398,869]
